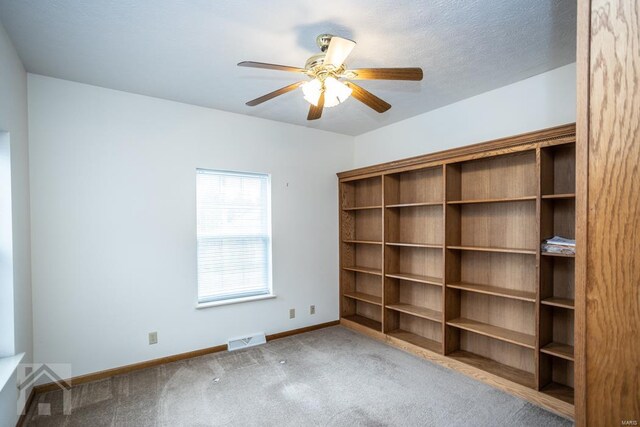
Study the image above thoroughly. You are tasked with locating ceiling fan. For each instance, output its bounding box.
[238,34,423,120]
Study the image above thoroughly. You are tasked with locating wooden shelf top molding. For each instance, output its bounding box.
[337,123,575,179]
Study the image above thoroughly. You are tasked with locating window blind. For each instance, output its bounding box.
[196,169,272,303]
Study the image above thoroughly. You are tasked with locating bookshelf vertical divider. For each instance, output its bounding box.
[339,124,577,419]
[380,175,387,335]
[535,147,543,389]
[443,163,461,355]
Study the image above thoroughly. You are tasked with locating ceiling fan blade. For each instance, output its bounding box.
[245,81,304,106]
[238,61,305,73]
[323,36,356,68]
[307,91,325,120]
[345,82,391,113]
[349,68,423,81]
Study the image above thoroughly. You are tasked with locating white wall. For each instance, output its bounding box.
[28,74,353,377]
[353,63,576,167]
[0,20,32,427]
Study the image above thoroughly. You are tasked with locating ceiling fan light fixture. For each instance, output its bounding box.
[323,77,352,107]
[302,77,352,108]
[302,78,322,106]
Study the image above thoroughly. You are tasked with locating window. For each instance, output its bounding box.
[196,169,272,304]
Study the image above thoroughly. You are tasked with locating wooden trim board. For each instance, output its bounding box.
[337,123,576,179]
[341,319,574,420]
[265,320,340,341]
[32,320,339,394]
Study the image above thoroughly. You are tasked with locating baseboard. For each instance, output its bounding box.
[15,387,36,427]
[267,320,339,341]
[33,320,339,394]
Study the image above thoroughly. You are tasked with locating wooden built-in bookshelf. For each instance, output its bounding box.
[338,124,577,419]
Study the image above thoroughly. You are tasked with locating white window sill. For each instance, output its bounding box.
[0,352,25,392]
[196,294,276,309]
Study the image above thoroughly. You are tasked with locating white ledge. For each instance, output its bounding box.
[0,352,25,392]
[196,294,276,309]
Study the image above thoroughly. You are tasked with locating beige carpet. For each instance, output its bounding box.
[24,326,573,426]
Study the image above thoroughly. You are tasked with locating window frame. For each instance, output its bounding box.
[195,168,274,308]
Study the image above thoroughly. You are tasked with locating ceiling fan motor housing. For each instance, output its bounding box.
[316,34,333,51]
[305,53,326,70]
[306,34,349,71]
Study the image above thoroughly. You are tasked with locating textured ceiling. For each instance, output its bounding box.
[0,0,576,136]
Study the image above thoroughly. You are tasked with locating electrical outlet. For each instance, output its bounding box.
[310,305,316,315]
[289,308,295,319]
[148,332,158,345]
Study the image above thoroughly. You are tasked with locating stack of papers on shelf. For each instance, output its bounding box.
[541,235,576,255]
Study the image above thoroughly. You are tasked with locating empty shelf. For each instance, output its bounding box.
[342,266,383,276]
[342,205,382,211]
[343,291,382,306]
[385,272,443,286]
[387,329,441,353]
[447,245,537,255]
[541,382,574,405]
[541,342,575,361]
[342,314,381,331]
[541,193,576,200]
[342,239,383,245]
[447,196,536,205]
[386,242,443,249]
[385,201,443,208]
[386,304,442,322]
[541,251,575,258]
[541,297,575,309]
[448,350,536,388]
[447,282,536,302]
[447,318,536,349]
